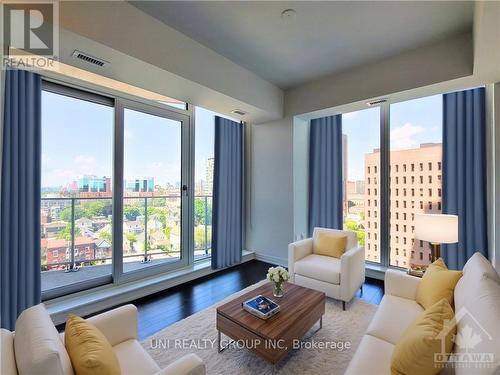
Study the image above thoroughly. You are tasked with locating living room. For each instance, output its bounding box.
[1,1,499,374]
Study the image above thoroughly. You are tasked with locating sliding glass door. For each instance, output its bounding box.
[118,101,190,278]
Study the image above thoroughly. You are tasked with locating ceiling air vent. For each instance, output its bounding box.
[72,50,108,67]
[231,109,247,116]
[367,98,388,106]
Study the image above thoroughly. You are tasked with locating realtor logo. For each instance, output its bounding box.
[2,0,59,66]
[435,307,497,370]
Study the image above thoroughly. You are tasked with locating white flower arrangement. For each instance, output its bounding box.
[266,266,289,284]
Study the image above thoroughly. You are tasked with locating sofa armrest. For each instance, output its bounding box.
[86,304,138,346]
[340,246,366,301]
[154,354,205,375]
[288,238,313,282]
[385,269,421,301]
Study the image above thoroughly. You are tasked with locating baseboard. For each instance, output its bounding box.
[254,252,288,267]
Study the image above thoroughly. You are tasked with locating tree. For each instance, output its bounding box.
[194,198,212,226]
[125,232,137,250]
[345,219,365,246]
[83,201,109,217]
[59,206,86,222]
[57,224,81,240]
[124,206,141,221]
[99,231,112,242]
[164,226,172,240]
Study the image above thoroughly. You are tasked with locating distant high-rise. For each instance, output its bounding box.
[365,143,442,267]
[205,158,214,196]
[125,177,154,192]
[78,175,109,193]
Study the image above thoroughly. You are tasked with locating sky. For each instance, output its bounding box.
[342,94,442,181]
[41,91,223,188]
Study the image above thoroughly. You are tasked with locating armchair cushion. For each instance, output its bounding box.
[86,304,138,347]
[313,231,347,258]
[14,304,74,375]
[294,254,341,284]
[64,315,120,375]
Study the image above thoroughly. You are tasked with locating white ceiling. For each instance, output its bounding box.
[131,1,474,89]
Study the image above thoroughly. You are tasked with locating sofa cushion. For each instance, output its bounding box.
[454,274,500,375]
[65,315,120,375]
[365,294,424,345]
[416,258,462,309]
[294,254,340,284]
[391,298,455,375]
[14,304,73,375]
[313,231,347,258]
[344,334,394,375]
[455,252,500,312]
[1,329,17,375]
[113,339,160,375]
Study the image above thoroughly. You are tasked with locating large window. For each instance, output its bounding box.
[389,95,442,267]
[341,94,443,269]
[342,107,381,263]
[39,82,211,299]
[41,87,114,295]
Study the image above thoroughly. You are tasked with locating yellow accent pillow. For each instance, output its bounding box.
[391,298,456,375]
[65,315,120,375]
[416,257,462,309]
[313,232,347,258]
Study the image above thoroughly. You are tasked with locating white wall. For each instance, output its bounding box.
[246,117,293,265]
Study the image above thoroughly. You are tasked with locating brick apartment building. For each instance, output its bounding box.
[364,143,442,267]
[42,237,111,270]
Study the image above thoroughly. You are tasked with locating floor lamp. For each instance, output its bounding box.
[415,214,458,263]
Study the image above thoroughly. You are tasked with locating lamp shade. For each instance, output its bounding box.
[414,214,458,244]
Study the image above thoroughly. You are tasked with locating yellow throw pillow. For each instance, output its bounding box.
[65,315,120,375]
[391,298,455,375]
[416,258,462,309]
[313,232,347,258]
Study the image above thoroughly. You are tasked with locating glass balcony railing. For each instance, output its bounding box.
[40,194,212,292]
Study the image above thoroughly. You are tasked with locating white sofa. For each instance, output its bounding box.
[345,252,500,375]
[0,304,205,375]
[288,227,365,310]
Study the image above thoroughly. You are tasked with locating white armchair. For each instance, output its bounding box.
[0,303,206,375]
[288,227,365,310]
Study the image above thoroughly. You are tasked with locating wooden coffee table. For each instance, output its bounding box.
[216,282,326,365]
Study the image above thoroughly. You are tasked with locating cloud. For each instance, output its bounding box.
[74,155,96,164]
[390,122,424,150]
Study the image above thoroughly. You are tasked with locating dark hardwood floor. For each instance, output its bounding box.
[132,260,384,340]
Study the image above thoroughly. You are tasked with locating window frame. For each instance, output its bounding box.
[40,79,197,300]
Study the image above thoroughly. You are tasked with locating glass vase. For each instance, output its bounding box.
[273,282,284,298]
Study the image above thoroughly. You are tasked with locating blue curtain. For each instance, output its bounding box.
[442,87,488,270]
[211,116,243,269]
[1,69,42,330]
[308,115,343,236]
